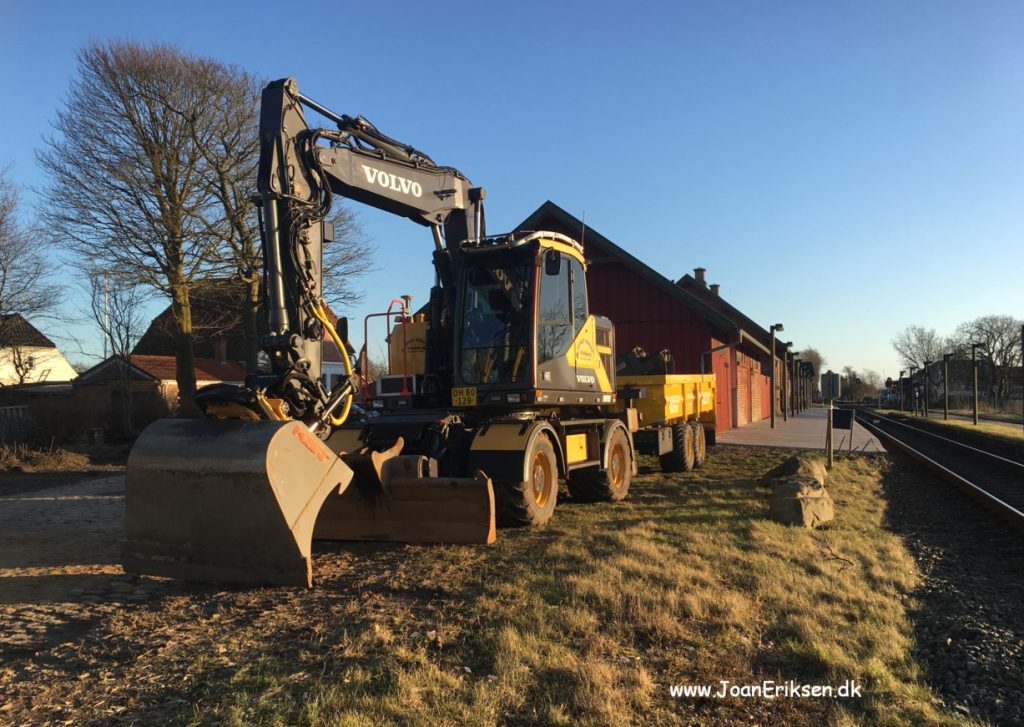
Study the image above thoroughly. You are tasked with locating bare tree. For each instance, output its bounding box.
[0,168,59,340]
[192,67,375,369]
[323,206,377,308]
[799,346,826,399]
[953,314,1023,402]
[891,325,947,370]
[38,41,227,411]
[88,269,148,433]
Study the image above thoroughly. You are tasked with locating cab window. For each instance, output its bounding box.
[570,257,587,337]
[538,253,572,364]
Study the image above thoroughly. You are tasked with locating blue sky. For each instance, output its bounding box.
[2,0,1021,379]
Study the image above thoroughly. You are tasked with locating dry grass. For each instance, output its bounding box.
[916,416,1023,444]
[877,409,1023,444]
[2,447,979,726]
[0,442,127,473]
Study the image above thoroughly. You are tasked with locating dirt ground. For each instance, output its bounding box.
[0,474,141,649]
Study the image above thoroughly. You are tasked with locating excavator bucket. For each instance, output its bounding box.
[317,451,496,544]
[122,420,496,588]
[122,418,355,587]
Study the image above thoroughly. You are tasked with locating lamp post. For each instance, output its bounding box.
[769,324,783,428]
[909,365,918,415]
[792,356,801,416]
[942,353,953,421]
[899,370,906,412]
[782,341,792,422]
[923,360,931,418]
[971,342,985,425]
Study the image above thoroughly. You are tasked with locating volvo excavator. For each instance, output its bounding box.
[122,78,635,587]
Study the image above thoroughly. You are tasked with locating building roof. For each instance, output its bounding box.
[677,274,779,355]
[0,313,57,348]
[133,278,250,359]
[134,277,346,361]
[515,201,738,334]
[76,354,247,385]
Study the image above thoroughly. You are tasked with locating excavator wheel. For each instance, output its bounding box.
[691,422,707,469]
[568,428,632,502]
[659,422,695,473]
[495,434,558,527]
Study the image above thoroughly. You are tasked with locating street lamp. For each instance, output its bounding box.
[923,360,931,418]
[769,324,784,428]
[971,342,986,425]
[793,356,801,416]
[782,341,792,422]
[899,370,906,412]
[942,353,953,420]
[909,365,918,415]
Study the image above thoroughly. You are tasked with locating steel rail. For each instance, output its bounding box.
[859,411,1024,471]
[856,414,1024,530]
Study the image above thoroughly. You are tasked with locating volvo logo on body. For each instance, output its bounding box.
[361,165,423,198]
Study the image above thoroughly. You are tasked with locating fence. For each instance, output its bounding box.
[0,405,31,444]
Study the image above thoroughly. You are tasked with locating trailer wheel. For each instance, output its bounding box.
[659,423,695,473]
[691,422,707,469]
[568,428,632,502]
[495,435,558,527]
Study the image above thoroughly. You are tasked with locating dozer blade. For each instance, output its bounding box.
[315,453,497,545]
[122,418,354,587]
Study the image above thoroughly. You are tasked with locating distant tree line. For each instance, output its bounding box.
[891,317,1023,410]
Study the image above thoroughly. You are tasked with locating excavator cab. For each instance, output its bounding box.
[450,232,617,410]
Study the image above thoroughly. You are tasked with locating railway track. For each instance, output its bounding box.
[853,408,1024,529]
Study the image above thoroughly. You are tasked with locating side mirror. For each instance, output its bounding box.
[337,316,349,348]
[544,249,562,276]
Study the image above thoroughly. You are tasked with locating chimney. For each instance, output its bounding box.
[710,283,720,296]
[694,267,707,287]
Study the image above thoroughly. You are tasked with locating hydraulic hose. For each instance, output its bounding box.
[311,303,354,427]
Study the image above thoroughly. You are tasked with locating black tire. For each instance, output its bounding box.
[568,428,633,502]
[494,434,558,527]
[691,422,707,469]
[659,422,695,472]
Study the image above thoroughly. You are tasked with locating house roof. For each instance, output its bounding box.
[134,277,346,359]
[677,274,780,355]
[515,201,738,334]
[0,314,56,348]
[76,354,247,384]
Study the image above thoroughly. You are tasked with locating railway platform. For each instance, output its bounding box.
[716,406,886,452]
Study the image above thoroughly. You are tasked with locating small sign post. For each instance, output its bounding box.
[821,371,842,468]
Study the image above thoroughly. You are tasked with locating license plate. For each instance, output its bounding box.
[451,386,477,407]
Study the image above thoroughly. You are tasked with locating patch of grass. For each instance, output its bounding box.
[0,442,128,472]
[917,416,1022,444]
[877,408,1023,445]
[9,447,979,725]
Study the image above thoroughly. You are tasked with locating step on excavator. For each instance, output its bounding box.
[122,78,635,587]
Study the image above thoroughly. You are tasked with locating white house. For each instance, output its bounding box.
[0,314,78,385]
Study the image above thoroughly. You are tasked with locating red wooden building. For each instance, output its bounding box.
[516,201,789,435]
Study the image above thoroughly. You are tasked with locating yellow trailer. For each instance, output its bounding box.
[615,374,716,472]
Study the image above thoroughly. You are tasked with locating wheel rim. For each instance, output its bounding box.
[609,441,626,488]
[531,450,553,507]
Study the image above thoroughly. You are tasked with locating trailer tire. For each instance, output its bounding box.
[691,422,707,469]
[659,423,695,473]
[495,434,558,527]
[568,428,632,502]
